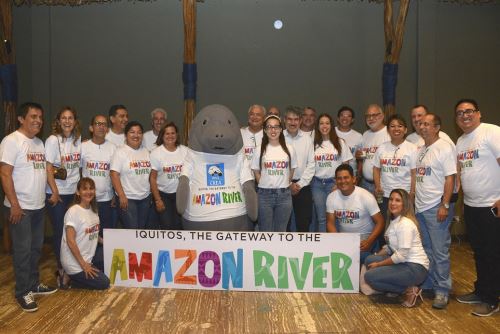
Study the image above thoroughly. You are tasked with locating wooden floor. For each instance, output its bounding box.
[0,241,498,334]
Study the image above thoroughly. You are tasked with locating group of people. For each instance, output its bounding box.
[0,99,498,318]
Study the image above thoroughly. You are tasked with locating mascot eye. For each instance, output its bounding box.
[228,120,232,125]
[203,119,207,125]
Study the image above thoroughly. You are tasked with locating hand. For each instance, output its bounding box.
[9,203,24,224]
[360,239,373,252]
[367,262,380,270]
[155,199,166,212]
[110,196,117,208]
[493,200,500,218]
[48,192,62,207]
[119,197,128,210]
[290,183,301,196]
[437,205,448,222]
[355,149,365,160]
[82,262,99,279]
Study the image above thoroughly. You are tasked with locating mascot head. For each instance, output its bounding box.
[189,104,243,155]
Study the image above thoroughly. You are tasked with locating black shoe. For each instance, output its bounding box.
[16,291,38,312]
[456,292,482,304]
[31,283,58,296]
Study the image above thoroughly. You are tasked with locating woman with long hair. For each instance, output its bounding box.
[364,189,429,307]
[110,121,152,229]
[59,177,110,290]
[45,106,82,278]
[251,115,297,232]
[150,122,188,230]
[311,113,352,232]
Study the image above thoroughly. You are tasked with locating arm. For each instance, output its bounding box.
[367,255,394,269]
[65,226,99,279]
[110,171,127,209]
[0,163,23,224]
[373,166,382,196]
[326,212,337,233]
[253,170,261,184]
[409,168,416,201]
[361,212,385,252]
[46,162,62,206]
[149,169,165,212]
[437,174,455,222]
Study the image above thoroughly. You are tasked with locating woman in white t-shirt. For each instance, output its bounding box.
[364,189,429,308]
[45,106,82,277]
[312,113,353,232]
[251,115,297,232]
[150,122,188,230]
[110,121,152,229]
[59,177,110,290]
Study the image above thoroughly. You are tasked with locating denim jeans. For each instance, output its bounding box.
[68,245,109,290]
[119,195,151,229]
[46,193,74,269]
[416,202,454,295]
[158,191,183,230]
[258,188,292,232]
[97,200,118,237]
[360,179,375,195]
[311,176,335,232]
[5,206,45,298]
[364,254,428,293]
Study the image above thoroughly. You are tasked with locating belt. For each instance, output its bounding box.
[364,179,375,184]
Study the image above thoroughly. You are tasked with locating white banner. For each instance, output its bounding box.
[103,229,360,293]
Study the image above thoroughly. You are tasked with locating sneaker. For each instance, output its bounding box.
[31,283,58,296]
[471,303,499,317]
[432,293,449,309]
[456,292,482,304]
[16,291,38,312]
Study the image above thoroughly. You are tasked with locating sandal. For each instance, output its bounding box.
[401,286,423,308]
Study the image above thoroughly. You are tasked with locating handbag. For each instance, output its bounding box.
[53,137,67,180]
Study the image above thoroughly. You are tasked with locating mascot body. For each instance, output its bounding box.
[176,104,258,231]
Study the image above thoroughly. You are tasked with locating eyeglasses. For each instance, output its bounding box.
[94,121,108,127]
[265,125,281,131]
[365,113,382,119]
[455,109,478,118]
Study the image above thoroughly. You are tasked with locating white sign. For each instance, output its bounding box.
[104,229,360,293]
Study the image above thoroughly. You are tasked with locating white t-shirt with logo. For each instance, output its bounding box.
[105,130,125,147]
[407,131,454,150]
[415,138,457,212]
[251,144,298,189]
[110,145,151,200]
[60,204,100,275]
[456,123,500,207]
[142,130,158,152]
[45,135,81,195]
[314,139,353,179]
[150,144,188,194]
[181,148,253,222]
[361,127,390,181]
[241,127,263,162]
[326,186,380,240]
[0,131,47,209]
[373,140,417,197]
[81,140,116,202]
[336,127,363,176]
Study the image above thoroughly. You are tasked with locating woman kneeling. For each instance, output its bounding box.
[364,189,429,307]
[59,177,110,290]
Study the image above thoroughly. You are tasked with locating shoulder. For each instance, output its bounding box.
[45,134,58,145]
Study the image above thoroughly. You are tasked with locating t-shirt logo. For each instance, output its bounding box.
[207,163,225,186]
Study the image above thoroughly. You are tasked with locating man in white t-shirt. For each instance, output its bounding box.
[81,115,118,236]
[356,104,390,194]
[300,106,316,138]
[241,104,266,162]
[406,104,454,149]
[105,104,128,147]
[326,164,385,264]
[454,98,500,317]
[142,108,167,151]
[0,102,57,312]
[415,113,456,310]
[335,106,363,177]
[284,106,315,232]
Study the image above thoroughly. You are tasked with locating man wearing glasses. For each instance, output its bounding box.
[81,115,118,235]
[356,104,390,194]
[454,99,500,317]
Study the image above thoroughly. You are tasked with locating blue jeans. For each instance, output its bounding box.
[360,240,380,265]
[119,195,151,229]
[5,206,45,298]
[311,176,335,232]
[97,200,118,237]
[257,188,292,232]
[364,254,428,293]
[68,245,109,290]
[360,179,375,195]
[416,203,454,295]
[158,191,183,230]
[46,193,74,269]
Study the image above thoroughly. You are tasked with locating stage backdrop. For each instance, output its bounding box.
[104,229,360,293]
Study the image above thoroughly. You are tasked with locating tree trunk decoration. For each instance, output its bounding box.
[182,0,197,145]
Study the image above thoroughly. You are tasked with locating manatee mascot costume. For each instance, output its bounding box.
[176,104,258,231]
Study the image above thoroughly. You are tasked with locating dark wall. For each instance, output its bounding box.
[8,0,500,140]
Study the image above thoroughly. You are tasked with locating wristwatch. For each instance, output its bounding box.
[442,202,450,209]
